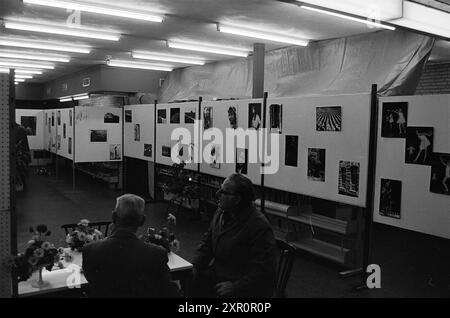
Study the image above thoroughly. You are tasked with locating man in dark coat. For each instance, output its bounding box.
[82,194,180,298]
[191,174,276,298]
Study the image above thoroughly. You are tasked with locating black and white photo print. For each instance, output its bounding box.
[203,107,213,130]
[110,144,122,160]
[430,153,450,195]
[381,102,408,138]
[285,135,298,167]
[184,107,196,124]
[90,130,107,142]
[338,161,360,197]
[405,127,433,165]
[270,104,282,134]
[170,108,180,124]
[134,124,140,141]
[157,109,166,124]
[144,144,152,158]
[248,103,261,130]
[379,178,402,219]
[316,106,341,131]
[125,110,132,123]
[308,148,326,181]
[235,148,248,174]
[228,106,238,129]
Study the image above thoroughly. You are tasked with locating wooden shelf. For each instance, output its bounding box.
[290,238,350,265]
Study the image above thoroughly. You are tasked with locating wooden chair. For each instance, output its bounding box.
[61,221,112,237]
[274,238,296,298]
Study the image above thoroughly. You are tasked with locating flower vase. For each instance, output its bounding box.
[31,267,49,288]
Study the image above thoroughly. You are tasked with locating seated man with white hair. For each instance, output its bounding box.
[82,193,180,298]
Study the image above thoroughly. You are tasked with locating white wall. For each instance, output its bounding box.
[123,104,155,162]
[15,109,44,150]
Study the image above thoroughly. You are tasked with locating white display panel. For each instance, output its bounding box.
[264,94,371,207]
[74,106,122,163]
[155,102,198,171]
[45,109,58,154]
[15,109,44,150]
[57,108,74,161]
[123,104,155,162]
[375,95,450,239]
[198,99,264,186]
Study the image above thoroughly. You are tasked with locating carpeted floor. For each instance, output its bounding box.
[15,164,450,298]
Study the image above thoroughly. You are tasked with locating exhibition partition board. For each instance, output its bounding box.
[57,108,74,161]
[123,104,155,162]
[15,109,44,151]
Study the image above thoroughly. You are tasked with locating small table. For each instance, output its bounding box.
[18,248,193,297]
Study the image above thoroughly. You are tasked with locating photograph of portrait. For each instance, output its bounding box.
[63,123,66,139]
[90,130,107,142]
[20,116,36,136]
[228,106,238,129]
[69,109,73,126]
[170,108,180,124]
[157,109,167,124]
[430,153,450,196]
[203,107,213,130]
[68,137,72,155]
[381,102,408,138]
[162,145,171,157]
[308,148,326,182]
[270,104,282,134]
[125,110,132,123]
[144,144,152,158]
[248,103,262,130]
[184,107,196,124]
[405,127,433,165]
[379,178,402,219]
[316,106,341,131]
[285,135,298,167]
[235,148,248,175]
[134,124,140,141]
[338,161,360,197]
[110,144,122,160]
[210,144,221,169]
[57,110,61,126]
[104,112,120,123]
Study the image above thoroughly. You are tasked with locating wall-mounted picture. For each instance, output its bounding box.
[308,148,326,182]
[20,116,36,136]
[69,109,73,126]
[144,144,152,158]
[157,109,166,124]
[379,178,402,219]
[248,103,261,130]
[270,104,282,134]
[184,107,196,124]
[316,106,341,131]
[68,137,72,155]
[405,127,433,165]
[285,135,298,167]
[45,113,48,126]
[170,108,180,124]
[57,110,61,126]
[203,107,213,130]
[57,135,61,150]
[381,102,408,138]
[430,153,450,195]
[104,112,120,123]
[90,129,107,142]
[76,108,88,124]
[48,118,51,133]
[236,148,248,175]
[110,144,122,160]
[228,106,238,129]
[338,161,360,197]
[52,112,54,126]
[210,144,221,169]
[162,145,171,157]
[63,123,66,139]
[134,124,140,141]
[125,110,132,123]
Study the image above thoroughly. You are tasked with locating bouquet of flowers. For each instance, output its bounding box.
[5,225,59,282]
[144,213,180,253]
[66,219,103,251]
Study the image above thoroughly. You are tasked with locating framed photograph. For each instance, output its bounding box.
[144,144,152,158]
[316,106,341,131]
[270,104,282,134]
[20,116,36,136]
[52,112,54,126]
[104,112,120,123]
[110,144,122,160]
[69,109,73,126]
[68,137,72,155]
[45,113,48,126]
[203,107,213,130]
[184,107,196,124]
[285,135,298,167]
[134,124,140,142]
[308,148,326,182]
[405,127,433,165]
[125,110,132,123]
[248,103,262,130]
[235,148,248,175]
[338,161,360,197]
[90,130,107,142]
[210,144,221,169]
[379,178,402,219]
[57,110,61,126]
[162,145,171,157]
[57,135,61,150]
[157,109,167,124]
[170,108,180,124]
[430,153,450,195]
[381,102,408,138]
[228,106,238,129]
[63,123,66,139]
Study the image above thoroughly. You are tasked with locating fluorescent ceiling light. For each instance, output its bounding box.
[218,24,309,46]
[15,74,33,79]
[73,95,89,101]
[15,82,18,85]
[168,40,250,57]
[0,59,54,69]
[0,68,8,73]
[4,20,120,41]
[59,97,73,102]
[132,51,205,65]
[300,5,395,30]
[23,0,164,23]
[107,59,173,72]
[15,69,43,75]
[0,37,91,53]
[0,51,70,62]
[388,1,450,39]
[15,78,25,82]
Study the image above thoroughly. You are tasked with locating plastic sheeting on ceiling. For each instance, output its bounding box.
[158,30,434,102]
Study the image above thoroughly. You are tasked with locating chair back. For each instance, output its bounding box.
[274,239,296,298]
[61,221,112,237]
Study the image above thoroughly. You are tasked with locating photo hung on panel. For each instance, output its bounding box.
[203,106,213,130]
[134,124,140,142]
[285,135,298,167]
[405,127,433,165]
[57,110,61,126]
[125,110,132,123]
[157,109,166,124]
[52,112,54,126]
[338,161,360,197]
[144,144,152,158]
[90,129,107,142]
[379,178,402,219]
[170,108,180,124]
[316,106,341,131]
[381,102,408,138]
[270,104,282,134]
[63,123,66,139]
[210,144,221,169]
[228,106,238,129]
[308,148,326,182]
[45,112,48,126]
[235,148,248,175]
[110,144,122,160]
[57,135,61,150]
[48,117,51,133]
[69,109,73,126]
[430,153,450,195]
[162,145,171,157]
[184,106,196,124]
[68,137,72,155]
[248,103,261,130]
[20,116,36,136]
[104,112,120,123]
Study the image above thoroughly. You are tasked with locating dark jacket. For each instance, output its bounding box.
[192,206,276,297]
[82,228,180,298]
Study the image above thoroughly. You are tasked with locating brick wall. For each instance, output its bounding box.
[415,62,450,95]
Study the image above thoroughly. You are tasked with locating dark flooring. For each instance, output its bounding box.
[15,165,450,298]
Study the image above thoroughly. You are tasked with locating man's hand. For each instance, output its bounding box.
[215,281,234,297]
